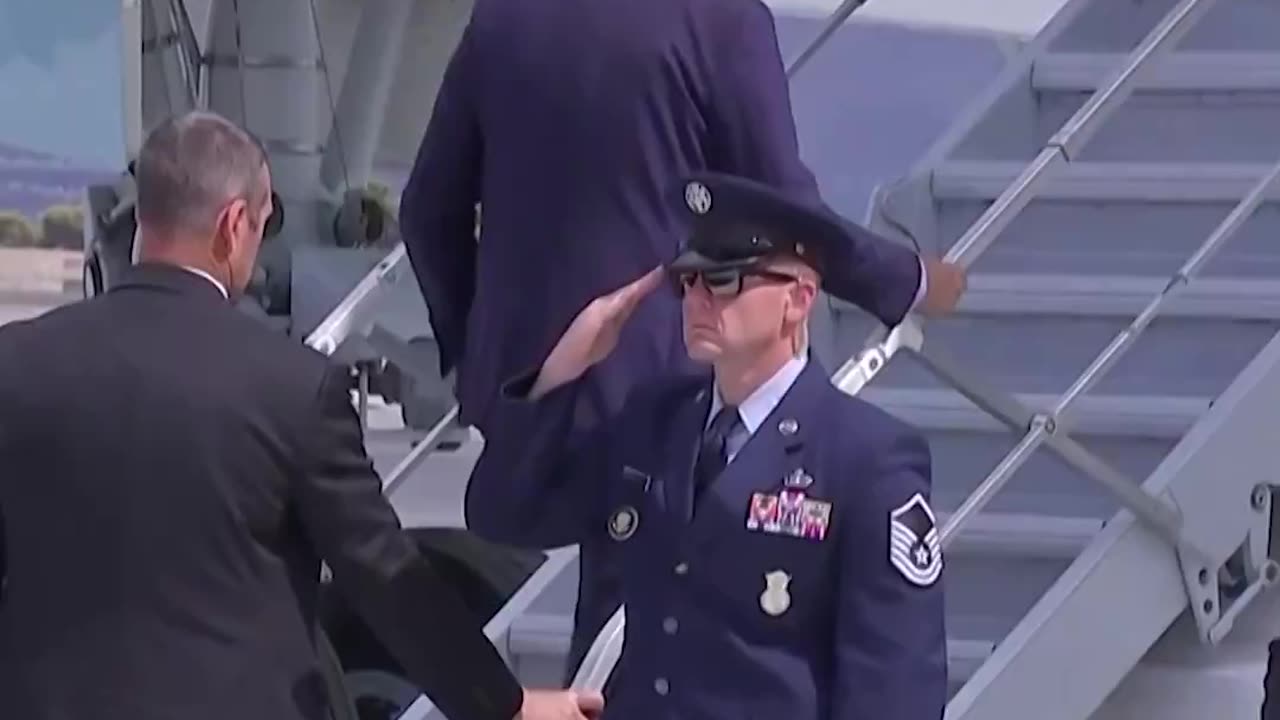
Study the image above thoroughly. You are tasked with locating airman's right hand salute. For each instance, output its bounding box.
[531,266,664,399]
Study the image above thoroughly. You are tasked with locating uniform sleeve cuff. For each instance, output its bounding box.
[908,255,927,311]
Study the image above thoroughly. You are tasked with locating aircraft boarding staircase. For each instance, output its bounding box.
[302,0,1280,717]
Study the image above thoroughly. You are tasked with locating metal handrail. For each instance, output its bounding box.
[168,0,204,107]
[786,0,869,77]
[834,0,1226,399]
[941,152,1280,551]
[303,243,407,355]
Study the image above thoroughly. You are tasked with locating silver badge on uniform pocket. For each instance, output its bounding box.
[608,505,639,542]
[759,569,792,617]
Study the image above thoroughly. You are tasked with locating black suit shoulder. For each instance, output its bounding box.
[0,278,525,720]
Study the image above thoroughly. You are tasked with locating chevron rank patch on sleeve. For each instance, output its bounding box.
[889,492,942,587]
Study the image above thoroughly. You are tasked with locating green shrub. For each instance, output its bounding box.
[39,204,85,250]
[0,211,38,247]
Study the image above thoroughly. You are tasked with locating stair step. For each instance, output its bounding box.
[953,274,1280,319]
[909,174,1280,276]
[933,161,1280,203]
[1032,51,1280,92]
[505,614,998,685]
[1057,0,1280,56]
[366,428,484,530]
[1032,85,1280,163]
[831,309,1274,398]
[863,388,1204,439]
[847,388,1190,520]
[835,274,1280,320]
[507,612,574,657]
[939,512,1101,560]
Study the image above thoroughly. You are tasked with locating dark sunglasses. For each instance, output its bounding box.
[676,268,800,297]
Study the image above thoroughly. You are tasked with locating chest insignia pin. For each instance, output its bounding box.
[783,467,813,489]
[608,505,639,542]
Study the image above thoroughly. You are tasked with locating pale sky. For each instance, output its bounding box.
[765,0,1072,38]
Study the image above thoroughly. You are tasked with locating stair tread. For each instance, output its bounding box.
[939,511,1103,559]
[932,160,1280,201]
[507,612,997,685]
[864,386,1206,408]
[832,273,1280,319]
[856,387,1204,438]
[509,611,999,659]
[1033,50,1280,92]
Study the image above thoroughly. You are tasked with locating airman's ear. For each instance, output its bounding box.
[788,276,818,319]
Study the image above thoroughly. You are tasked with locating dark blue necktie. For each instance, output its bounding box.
[694,405,742,506]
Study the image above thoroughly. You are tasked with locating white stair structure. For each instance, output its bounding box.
[822,0,1280,716]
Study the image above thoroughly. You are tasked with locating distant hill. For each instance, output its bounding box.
[0,140,112,219]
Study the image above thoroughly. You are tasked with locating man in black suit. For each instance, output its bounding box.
[0,111,601,720]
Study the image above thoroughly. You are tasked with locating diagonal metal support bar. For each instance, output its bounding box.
[907,345,1191,555]
[381,405,460,497]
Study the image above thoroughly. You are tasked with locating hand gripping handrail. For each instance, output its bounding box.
[838,0,1225,399]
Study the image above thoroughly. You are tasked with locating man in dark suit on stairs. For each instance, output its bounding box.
[0,110,600,720]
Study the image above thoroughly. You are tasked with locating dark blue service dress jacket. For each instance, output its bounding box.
[465,357,948,719]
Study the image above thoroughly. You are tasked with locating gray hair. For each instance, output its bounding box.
[135,111,268,236]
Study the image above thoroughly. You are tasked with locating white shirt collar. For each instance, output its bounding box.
[180,266,229,300]
[708,353,808,434]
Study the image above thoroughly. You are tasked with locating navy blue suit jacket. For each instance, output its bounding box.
[466,358,947,719]
[399,0,921,434]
